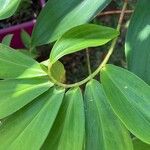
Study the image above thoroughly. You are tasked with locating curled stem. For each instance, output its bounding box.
[48,2,128,88]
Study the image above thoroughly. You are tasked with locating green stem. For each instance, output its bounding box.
[48,2,128,88]
[86,48,92,75]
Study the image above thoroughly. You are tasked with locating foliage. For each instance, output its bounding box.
[0,0,150,150]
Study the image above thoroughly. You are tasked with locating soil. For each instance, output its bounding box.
[0,0,41,29]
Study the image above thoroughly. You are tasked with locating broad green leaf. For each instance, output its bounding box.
[0,77,53,119]
[42,87,85,150]
[100,64,150,144]
[31,0,111,46]
[2,34,13,46]
[0,87,65,150]
[84,79,133,150]
[0,44,46,79]
[50,61,66,83]
[133,138,150,150]
[50,24,119,64]
[0,0,21,20]
[125,0,150,84]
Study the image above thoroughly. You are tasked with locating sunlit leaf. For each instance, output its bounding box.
[31,0,111,46]
[125,0,150,84]
[0,44,46,79]
[101,64,150,144]
[84,79,133,150]
[0,77,53,119]
[0,0,21,20]
[42,87,85,150]
[0,87,65,150]
[50,24,119,64]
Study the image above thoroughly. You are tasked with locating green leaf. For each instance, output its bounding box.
[0,44,46,79]
[0,0,21,20]
[42,87,85,150]
[50,24,119,64]
[133,138,150,150]
[2,34,13,46]
[21,30,31,49]
[84,79,133,150]
[50,61,66,83]
[0,77,53,119]
[125,0,150,84]
[0,87,65,150]
[100,64,150,144]
[31,0,111,46]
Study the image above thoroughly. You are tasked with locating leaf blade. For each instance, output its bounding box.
[0,0,21,20]
[50,24,119,64]
[0,87,65,150]
[31,0,111,46]
[42,87,85,150]
[100,64,150,144]
[0,77,53,119]
[125,0,150,84]
[84,79,133,150]
[0,44,46,79]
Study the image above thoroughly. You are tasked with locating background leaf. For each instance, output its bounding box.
[2,34,13,46]
[50,24,119,64]
[0,44,46,79]
[0,77,53,119]
[42,87,85,150]
[84,79,133,150]
[0,87,65,150]
[101,64,150,144]
[125,0,150,84]
[31,0,111,46]
[0,0,21,20]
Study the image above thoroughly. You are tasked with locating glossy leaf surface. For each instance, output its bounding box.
[0,77,53,119]
[0,0,21,20]
[50,24,119,64]
[125,0,150,84]
[42,87,85,150]
[0,87,65,150]
[133,138,150,150]
[0,44,46,79]
[101,64,150,144]
[84,79,133,150]
[31,0,111,46]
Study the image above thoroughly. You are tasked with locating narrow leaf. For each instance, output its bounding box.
[0,44,46,79]
[0,87,65,150]
[50,24,119,64]
[31,0,111,46]
[125,0,150,84]
[101,64,150,144]
[42,87,85,150]
[0,77,53,119]
[21,30,31,49]
[2,34,13,46]
[0,0,21,20]
[84,79,133,150]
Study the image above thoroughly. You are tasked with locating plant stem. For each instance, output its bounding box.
[48,2,128,88]
[86,48,92,75]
